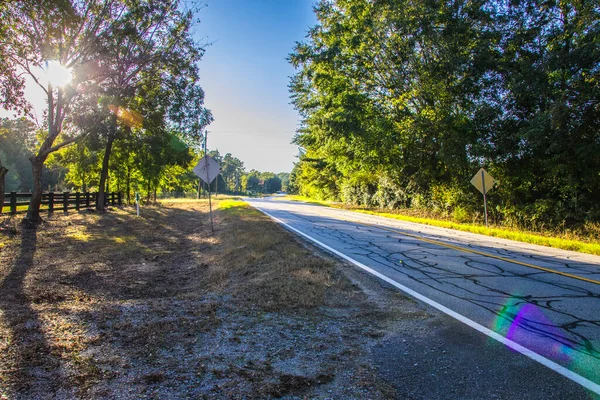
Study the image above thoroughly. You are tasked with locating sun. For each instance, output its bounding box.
[45,60,72,88]
[0,61,74,120]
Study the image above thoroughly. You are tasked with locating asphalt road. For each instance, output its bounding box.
[245,197,600,396]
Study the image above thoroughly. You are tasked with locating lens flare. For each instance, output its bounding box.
[506,303,572,363]
[492,296,600,391]
[108,105,143,128]
[492,297,572,361]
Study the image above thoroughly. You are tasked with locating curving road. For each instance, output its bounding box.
[245,197,600,396]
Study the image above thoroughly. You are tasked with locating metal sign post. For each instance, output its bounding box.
[135,192,140,217]
[470,168,496,228]
[207,160,213,233]
[193,131,220,233]
[205,130,213,233]
[481,170,488,228]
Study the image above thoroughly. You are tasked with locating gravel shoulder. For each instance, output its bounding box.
[0,200,593,399]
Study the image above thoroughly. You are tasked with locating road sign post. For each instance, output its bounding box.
[481,170,488,228]
[470,168,496,228]
[193,131,220,233]
[135,192,140,217]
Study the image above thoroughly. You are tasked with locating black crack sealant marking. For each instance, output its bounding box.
[265,205,600,366]
[292,210,600,364]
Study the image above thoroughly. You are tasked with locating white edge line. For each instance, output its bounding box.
[247,201,600,396]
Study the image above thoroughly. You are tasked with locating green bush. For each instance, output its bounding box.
[453,206,471,223]
[373,174,410,209]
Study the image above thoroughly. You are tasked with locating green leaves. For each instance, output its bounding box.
[0,1,212,216]
[289,0,600,228]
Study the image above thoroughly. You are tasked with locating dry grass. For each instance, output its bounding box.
[213,199,336,311]
[0,199,398,398]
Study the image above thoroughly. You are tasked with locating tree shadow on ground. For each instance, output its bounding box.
[59,206,215,301]
[0,203,380,398]
[0,206,215,397]
[0,224,61,396]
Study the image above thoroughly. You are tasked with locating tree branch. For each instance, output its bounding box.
[41,132,89,157]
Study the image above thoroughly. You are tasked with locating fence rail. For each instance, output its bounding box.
[1,192,122,215]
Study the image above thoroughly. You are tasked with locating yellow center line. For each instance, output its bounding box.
[322,211,600,286]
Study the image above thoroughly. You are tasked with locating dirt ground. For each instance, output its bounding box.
[0,200,593,399]
[0,200,400,399]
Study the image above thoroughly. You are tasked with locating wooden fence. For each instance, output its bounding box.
[1,192,122,215]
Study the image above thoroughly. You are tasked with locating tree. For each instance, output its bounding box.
[221,153,245,193]
[245,170,261,193]
[93,0,212,210]
[0,0,34,114]
[3,0,140,222]
[289,0,600,229]
[488,0,600,225]
[291,0,496,205]
[136,129,194,202]
[0,159,7,213]
[276,172,290,192]
[264,176,282,193]
[1,1,211,220]
[0,118,37,192]
[287,164,300,195]
[48,136,100,192]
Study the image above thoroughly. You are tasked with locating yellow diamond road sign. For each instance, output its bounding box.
[471,168,496,195]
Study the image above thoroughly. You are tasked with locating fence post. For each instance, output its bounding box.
[118,192,122,206]
[85,192,90,208]
[75,192,80,211]
[63,191,69,213]
[49,192,54,213]
[10,192,17,215]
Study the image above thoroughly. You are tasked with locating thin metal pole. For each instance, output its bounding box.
[204,130,214,233]
[482,170,488,228]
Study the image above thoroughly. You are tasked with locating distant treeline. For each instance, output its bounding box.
[288,0,599,231]
[0,118,289,202]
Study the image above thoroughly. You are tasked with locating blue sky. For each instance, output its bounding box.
[196,0,317,173]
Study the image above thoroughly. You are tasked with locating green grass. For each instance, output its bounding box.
[157,198,204,203]
[159,196,243,204]
[278,195,333,207]
[1,205,29,213]
[282,196,600,256]
[217,199,250,210]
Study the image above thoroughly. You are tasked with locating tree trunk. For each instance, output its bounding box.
[0,162,7,214]
[117,176,123,198]
[82,170,87,193]
[97,134,115,211]
[25,156,46,222]
[126,168,131,205]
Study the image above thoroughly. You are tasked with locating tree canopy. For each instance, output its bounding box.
[289,0,600,230]
[0,0,213,220]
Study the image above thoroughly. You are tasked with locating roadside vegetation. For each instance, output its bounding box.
[283,195,600,256]
[288,0,599,239]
